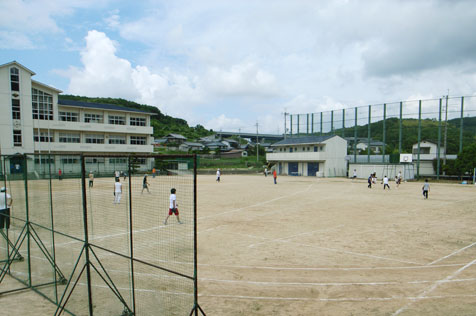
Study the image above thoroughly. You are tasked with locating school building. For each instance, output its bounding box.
[266,135,347,177]
[0,61,155,175]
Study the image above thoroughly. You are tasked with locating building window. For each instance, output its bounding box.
[32,88,53,120]
[59,111,79,122]
[85,157,105,164]
[34,156,54,164]
[85,134,104,144]
[130,117,146,126]
[109,158,127,164]
[130,136,147,145]
[314,146,318,152]
[132,158,147,165]
[10,67,19,91]
[108,115,126,125]
[13,130,22,146]
[59,133,80,143]
[12,99,20,120]
[108,135,126,144]
[84,113,103,123]
[60,156,79,164]
[34,130,53,142]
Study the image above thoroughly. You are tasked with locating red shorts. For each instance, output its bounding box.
[169,208,179,215]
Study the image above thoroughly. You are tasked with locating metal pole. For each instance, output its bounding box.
[331,111,334,135]
[383,104,386,163]
[80,155,94,316]
[399,101,403,154]
[311,113,314,134]
[367,105,371,164]
[290,115,293,136]
[342,109,345,138]
[417,101,422,179]
[459,96,464,153]
[23,154,32,287]
[297,115,300,135]
[437,99,442,180]
[443,94,448,170]
[128,157,136,314]
[306,114,309,134]
[284,112,287,139]
[354,107,357,163]
[193,154,199,315]
[320,112,323,135]
[256,122,259,162]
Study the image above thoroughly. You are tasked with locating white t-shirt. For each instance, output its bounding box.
[115,171,120,177]
[216,170,220,177]
[169,193,176,209]
[0,193,11,210]
[383,177,389,184]
[114,182,122,193]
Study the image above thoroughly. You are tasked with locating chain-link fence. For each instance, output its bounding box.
[0,154,204,316]
[287,96,476,179]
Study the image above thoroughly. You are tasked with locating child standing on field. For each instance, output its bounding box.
[422,179,430,199]
[114,178,122,204]
[164,188,182,225]
[383,175,390,190]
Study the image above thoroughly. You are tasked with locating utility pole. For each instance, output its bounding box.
[443,92,449,174]
[283,110,288,139]
[256,122,259,162]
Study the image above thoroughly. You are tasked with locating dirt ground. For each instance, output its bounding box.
[1,174,476,315]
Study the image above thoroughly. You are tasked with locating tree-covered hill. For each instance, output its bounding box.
[59,95,213,140]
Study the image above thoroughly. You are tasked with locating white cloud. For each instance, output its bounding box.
[205,114,245,132]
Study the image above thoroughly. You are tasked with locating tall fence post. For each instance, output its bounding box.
[23,154,32,287]
[128,157,136,314]
[399,101,403,154]
[311,113,314,134]
[459,96,464,153]
[331,110,334,135]
[417,101,422,179]
[80,154,94,316]
[437,99,442,180]
[342,109,345,138]
[383,103,386,163]
[306,114,309,134]
[367,105,371,164]
[297,114,300,135]
[354,107,357,163]
[193,154,199,316]
[320,112,323,135]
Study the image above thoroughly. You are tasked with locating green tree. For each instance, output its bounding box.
[454,143,476,176]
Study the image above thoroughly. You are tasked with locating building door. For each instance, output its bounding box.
[288,162,298,175]
[307,162,319,176]
[10,156,24,174]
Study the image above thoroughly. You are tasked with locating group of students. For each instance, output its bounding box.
[364,171,430,198]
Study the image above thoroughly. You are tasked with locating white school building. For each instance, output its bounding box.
[266,135,347,177]
[0,61,154,175]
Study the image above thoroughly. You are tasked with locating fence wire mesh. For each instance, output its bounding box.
[0,154,202,316]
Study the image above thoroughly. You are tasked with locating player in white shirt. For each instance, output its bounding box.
[383,175,390,190]
[0,187,12,230]
[216,169,221,182]
[114,179,122,204]
[164,188,182,225]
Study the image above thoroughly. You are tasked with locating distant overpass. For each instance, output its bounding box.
[214,131,284,142]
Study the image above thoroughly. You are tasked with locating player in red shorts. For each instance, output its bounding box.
[164,188,182,225]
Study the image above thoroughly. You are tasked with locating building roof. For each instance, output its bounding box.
[271,135,336,146]
[32,80,62,93]
[0,61,36,75]
[165,133,187,140]
[181,142,204,147]
[205,141,227,147]
[58,98,154,114]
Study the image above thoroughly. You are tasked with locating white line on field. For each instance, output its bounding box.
[199,277,476,287]
[197,262,463,271]
[428,241,476,265]
[392,256,476,315]
[198,183,314,220]
[198,293,476,302]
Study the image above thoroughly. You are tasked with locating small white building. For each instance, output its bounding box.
[0,61,154,174]
[412,140,457,175]
[266,135,347,177]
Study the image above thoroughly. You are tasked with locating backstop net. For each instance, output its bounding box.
[0,154,203,316]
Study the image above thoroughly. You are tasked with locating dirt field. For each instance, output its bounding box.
[1,174,476,315]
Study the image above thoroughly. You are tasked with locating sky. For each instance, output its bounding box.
[1,0,476,134]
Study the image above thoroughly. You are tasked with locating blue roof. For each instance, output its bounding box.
[271,135,336,146]
[58,99,154,114]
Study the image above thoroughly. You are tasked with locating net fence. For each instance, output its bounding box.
[0,154,202,316]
